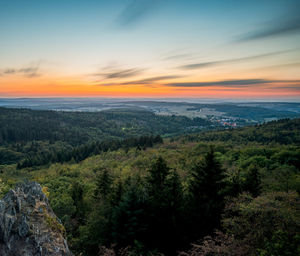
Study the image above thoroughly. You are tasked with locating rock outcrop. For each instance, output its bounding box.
[0,182,72,256]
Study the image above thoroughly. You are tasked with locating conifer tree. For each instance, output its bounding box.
[146,157,185,254]
[71,181,85,223]
[147,156,170,200]
[94,168,112,200]
[111,185,147,249]
[164,170,184,254]
[243,165,261,197]
[187,146,226,240]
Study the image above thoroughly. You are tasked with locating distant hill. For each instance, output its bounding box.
[179,118,300,145]
[0,107,212,146]
[0,115,299,256]
[0,107,212,166]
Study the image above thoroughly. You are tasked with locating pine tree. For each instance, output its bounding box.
[147,156,170,200]
[71,181,85,223]
[187,146,226,240]
[111,185,147,249]
[94,168,112,200]
[110,180,124,207]
[144,157,170,251]
[164,170,184,253]
[243,165,261,197]
[146,157,185,254]
[153,135,163,144]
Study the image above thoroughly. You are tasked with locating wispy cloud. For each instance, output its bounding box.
[115,0,160,28]
[237,3,300,42]
[163,53,193,61]
[166,79,300,88]
[95,68,144,79]
[251,62,300,71]
[19,66,40,78]
[160,48,201,62]
[271,85,300,90]
[2,69,16,75]
[179,50,292,70]
[0,63,40,78]
[98,75,182,86]
[121,75,182,85]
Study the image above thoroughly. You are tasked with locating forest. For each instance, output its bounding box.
[0,107,212,166]
[0,108,299,256]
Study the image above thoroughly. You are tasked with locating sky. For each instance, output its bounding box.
[0,0,300,99]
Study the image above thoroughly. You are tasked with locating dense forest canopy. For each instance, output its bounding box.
[176,118,300,145]
[0,107,212,145]
[0,107,211,166]
[0,108,299,255]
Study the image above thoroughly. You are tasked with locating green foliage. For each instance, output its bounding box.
[145,157,185,254]
[71,181,85,222]
[242,165,261,196]
[187,147,226,239]
[147,156,170,200]
[179,118,300,145]
[16,135,164,168]
[51,194,76,219]
[111,184,148,249]
[1,116,300,255]
[0,178,10,197]
[94,168,113,200]
[223,191,300,255]
[258,230,300,256]
[0,106,210,162]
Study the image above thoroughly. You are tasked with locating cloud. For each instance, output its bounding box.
[180,62,216,70]
[96,75,300,88]
[98,75,182,86]
[0,63,40,78]
[160,48,201,62]
[166,79,300,88]
[172,88,243,92]
[271,85,300,90]
[115,0,160,28]
[257,62,300,70]
[163,54,192,61]
[3,69,17,74]
[121,75,182,85]
[179,50,292,70]
[19,66,40,78]
[239,18,300,42]
[237,3,300,42]
[96,68,144,79]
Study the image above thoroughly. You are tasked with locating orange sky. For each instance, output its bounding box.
[1,1,300,99]
[1,74,299,98]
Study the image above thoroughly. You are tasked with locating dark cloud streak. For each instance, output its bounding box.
[98,75,182,86]
[0,63,40,78]
[115,0,160,28]
[239,18,300,42]
[121,75,182,85]
[179,50,293,70]
[163,53,194,61]
[237,3,300,42]
[166,79,300,88]
[96,68,144,79]
[3,69,17,74]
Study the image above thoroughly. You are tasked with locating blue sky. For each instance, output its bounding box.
[0,0,299,98]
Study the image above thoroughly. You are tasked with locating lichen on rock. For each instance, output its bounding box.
[0,181,72,256]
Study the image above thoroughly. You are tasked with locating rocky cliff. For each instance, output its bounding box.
[0,181,72,256]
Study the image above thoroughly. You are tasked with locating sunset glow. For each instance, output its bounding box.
[1,0,300,99]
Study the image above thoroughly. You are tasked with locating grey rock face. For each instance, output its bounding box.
[0,182,72,256]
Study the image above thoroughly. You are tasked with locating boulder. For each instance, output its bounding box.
[0,182,72,256]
